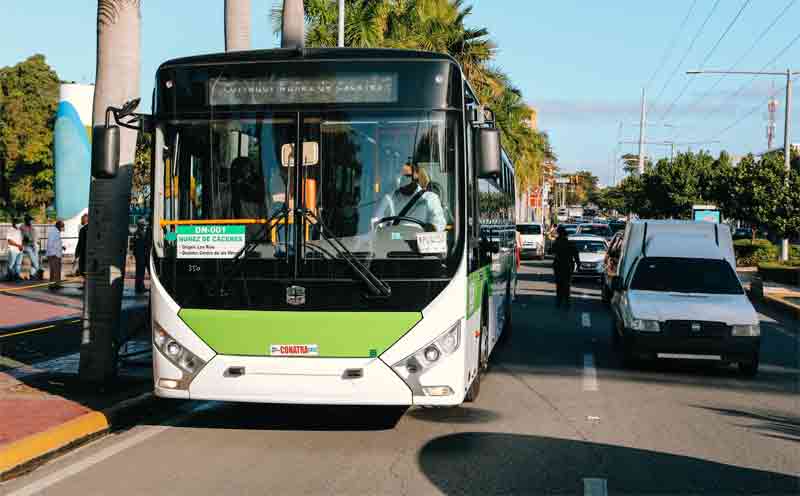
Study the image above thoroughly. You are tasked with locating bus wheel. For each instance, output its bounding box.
[465,300,489,403]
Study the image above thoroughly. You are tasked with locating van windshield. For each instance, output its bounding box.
[630,257,743,295]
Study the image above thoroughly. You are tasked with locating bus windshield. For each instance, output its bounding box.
[159,110,461,279]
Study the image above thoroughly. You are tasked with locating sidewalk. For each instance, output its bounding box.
[0,342,154,479]
[739,267,800,321]
[0,268,153,479]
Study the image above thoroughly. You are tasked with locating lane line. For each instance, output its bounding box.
[581,312,592,328]
[583,478,608,496]
[0,319,82,340]
[7,402,215,496]
[583,353,598,392]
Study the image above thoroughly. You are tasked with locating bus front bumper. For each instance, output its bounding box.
[163,355,413,405]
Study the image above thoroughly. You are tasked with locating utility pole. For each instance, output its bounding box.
[688,68,798,261]
[782,69,792,261]
[638,88,646,174]
[338,0,345,48]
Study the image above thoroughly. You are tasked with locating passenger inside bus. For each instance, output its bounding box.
[372,162,446,232]
[230,156,266,238]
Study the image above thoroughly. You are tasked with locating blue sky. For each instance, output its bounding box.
[4,0,799,186]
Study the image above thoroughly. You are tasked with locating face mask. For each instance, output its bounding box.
[397,175,414,189]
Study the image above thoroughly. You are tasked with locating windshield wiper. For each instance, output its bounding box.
[298,208,392,298]
[217,207,289,288]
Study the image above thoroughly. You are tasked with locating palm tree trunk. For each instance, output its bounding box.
[225,0,251,51]
[80,0,141,384]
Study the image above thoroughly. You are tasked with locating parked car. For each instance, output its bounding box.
[516,223,545,259]
[601,231,625,304]
[568,234,608,279]
[610,220,761,376]
[576,223,613,240]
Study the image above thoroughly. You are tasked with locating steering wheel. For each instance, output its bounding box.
[376,216,429,230]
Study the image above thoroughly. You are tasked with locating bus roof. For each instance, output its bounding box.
[158,48,458,71]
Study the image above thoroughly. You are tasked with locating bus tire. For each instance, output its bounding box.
[465,296,489,403]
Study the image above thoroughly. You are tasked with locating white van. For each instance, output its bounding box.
[516,223,545,259]
[610,220,761,376]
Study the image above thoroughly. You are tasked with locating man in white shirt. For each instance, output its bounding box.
[46,220,65,289]
[5,218,23,282]
[372,163,447,232]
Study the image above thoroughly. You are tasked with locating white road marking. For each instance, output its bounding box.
[581,312,592,328]
[7,402,215,496]
[583,478,608,496]
[583,353,598,391]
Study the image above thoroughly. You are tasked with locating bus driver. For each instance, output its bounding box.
[372,162,446,232]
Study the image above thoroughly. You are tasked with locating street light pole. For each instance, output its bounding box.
[338,0,345,48]
[688,68,798,261]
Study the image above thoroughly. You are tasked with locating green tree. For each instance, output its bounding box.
[0,54,60,215]
[131,131,151,206]
[718,153,783,242]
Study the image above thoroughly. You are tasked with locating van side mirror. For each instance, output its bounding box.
[476,128,501,178]
[92,125,120,179]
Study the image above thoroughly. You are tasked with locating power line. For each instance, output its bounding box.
[650,0,722,114]
[660,0,751,121]
[683,0,796,121]
[711,85,783,139]
[644,0,699,91]
[704,30,800,124]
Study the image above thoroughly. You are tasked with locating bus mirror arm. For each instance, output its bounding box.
[107,98,153,133]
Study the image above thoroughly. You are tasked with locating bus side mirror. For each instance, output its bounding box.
[476,128,501,178]
[92,125,120,179]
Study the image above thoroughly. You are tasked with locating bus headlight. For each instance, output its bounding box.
[153,323,207,388]
[630,319,661,333]
[392,320,461,396]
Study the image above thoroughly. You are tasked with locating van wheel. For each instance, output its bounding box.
[738,354,759,377]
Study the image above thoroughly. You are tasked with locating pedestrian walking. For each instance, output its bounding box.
[46,220,65,290]
[5,218,23,282]
[20,215,43,279]
[551,225,579,308]
[74,213,89,276]
[132,217,150,294]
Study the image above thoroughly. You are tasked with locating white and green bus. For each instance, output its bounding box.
[148,48,516,406]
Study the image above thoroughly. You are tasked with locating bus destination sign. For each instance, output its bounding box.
[176,225,245,258]
[209,74,398,105]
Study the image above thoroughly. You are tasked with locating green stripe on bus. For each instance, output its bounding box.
[467,265,492,318]
[178,309,422,357]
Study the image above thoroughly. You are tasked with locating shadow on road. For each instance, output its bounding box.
[407,406,500,424]
[418,432,800,495]
[696,405,800,443]
[166,402,407,431]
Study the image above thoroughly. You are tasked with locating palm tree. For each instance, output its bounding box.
[81,0,142,383]
[225,0,251,51]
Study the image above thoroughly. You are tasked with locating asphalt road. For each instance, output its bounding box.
[3,260,799,495]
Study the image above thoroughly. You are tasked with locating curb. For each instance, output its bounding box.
[0,315,82,337]
[763,293,800,322]
[0,392,154,480]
